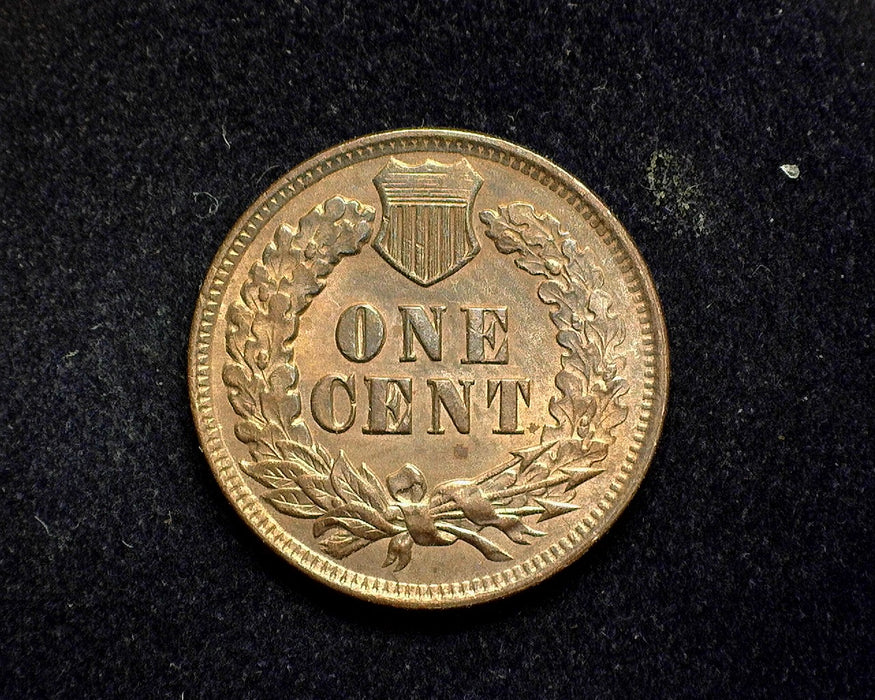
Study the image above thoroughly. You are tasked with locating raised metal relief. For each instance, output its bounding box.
[373,158,483,286]
[222,193,629,570]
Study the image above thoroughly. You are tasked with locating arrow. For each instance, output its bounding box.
[560,466,606,490]
[510,441,556,471]
[469,456,519,488]
[469,441,556,489]
[533,497,580,522]
[485,472,568,501]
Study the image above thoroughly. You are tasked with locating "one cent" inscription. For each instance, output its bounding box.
[189,130,669,608]
[313,303,527,436]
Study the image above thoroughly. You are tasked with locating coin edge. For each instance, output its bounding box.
[187,128,670,608]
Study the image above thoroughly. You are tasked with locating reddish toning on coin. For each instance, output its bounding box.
[189,130,669,607]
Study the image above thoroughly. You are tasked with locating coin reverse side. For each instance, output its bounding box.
[189,129,669,608]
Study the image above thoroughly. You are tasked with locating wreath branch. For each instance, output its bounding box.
[224,199,630,571]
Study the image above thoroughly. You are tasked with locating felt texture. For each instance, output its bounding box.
[1,0,872,696]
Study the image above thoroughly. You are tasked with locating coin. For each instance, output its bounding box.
[189,129,669,607]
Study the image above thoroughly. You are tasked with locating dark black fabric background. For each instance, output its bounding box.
[1,0,872,697]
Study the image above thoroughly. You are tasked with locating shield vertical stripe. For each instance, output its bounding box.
[373,158,483,286]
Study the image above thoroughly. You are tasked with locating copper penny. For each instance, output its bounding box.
[188,129,669,607]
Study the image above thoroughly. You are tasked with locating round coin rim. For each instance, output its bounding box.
[188,128,670,608]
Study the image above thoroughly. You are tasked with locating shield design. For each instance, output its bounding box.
[373,158,483,286]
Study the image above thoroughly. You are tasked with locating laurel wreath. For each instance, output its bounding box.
[223,198,628,570]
